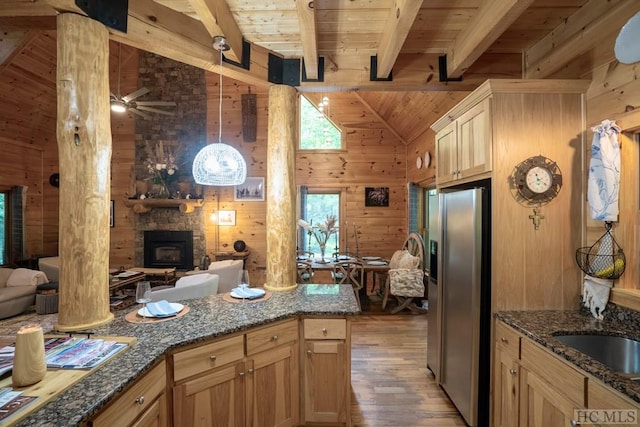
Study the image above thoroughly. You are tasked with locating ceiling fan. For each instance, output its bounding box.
[110,44,177,120]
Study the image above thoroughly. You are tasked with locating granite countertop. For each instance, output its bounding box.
[16,283,360,427]
[496,306,640,404]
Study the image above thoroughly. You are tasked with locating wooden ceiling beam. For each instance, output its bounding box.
[446,0,533,79]
[185,0,243,63]
[40,0,271,88]
[375,0,422,79]
[0,1,56,16]
[296,0,319,80]
[525,0,639,79]
[352,92,408,145]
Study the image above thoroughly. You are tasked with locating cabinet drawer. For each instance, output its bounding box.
[495,320,521,357]
[588,377,640,410]
[246,319,297,356]
[521,338,586,406]
[92,360,166,427]
[173,335,244,382]
[304,318,346,340]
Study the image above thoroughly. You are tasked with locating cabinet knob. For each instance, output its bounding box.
[248,368,254,374]
[307,350,312,356]
[135,396,145,405]
[239,371,245,377]
[509,369,516,376]
[210,355,217,361]
[501,337,509,343]
[322,328,328,335]
[271,335,278,341]
[570,420,580,427]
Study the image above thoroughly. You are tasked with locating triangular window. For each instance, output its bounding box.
[299,95,342,149]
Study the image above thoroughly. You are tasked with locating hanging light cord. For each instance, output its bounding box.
[218,47,223,144]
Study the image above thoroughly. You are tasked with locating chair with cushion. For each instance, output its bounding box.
[382,232,426,314]
[297,260,315,284]
[332,261,365,309]
[205,259,244,294]
[149,273,219,302]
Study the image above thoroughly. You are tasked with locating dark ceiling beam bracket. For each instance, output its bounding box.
[222,39,251,71]
[438,55,463,82]
[302,57,324,82]
[75,0,128,33]
[268,54,301,86]
[370,56,392,81]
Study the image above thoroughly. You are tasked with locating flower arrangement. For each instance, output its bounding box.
[298,214,338,262]
[144,141,183,198]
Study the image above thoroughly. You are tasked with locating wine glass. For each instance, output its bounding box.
[238,270,250,301]
[136,281,152,320]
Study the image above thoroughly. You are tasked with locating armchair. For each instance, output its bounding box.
[149,273,218,302]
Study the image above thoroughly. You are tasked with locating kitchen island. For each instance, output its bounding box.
[13,283,360,427]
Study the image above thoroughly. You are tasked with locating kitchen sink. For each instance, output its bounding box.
[553,334,640,375]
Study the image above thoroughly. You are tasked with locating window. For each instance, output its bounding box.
[299,95,342,149]
[0,192,7,265]
[299,189,342,256]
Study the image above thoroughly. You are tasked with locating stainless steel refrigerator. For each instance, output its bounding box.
[438,186,491,427]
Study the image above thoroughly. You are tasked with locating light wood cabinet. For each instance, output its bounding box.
[301,318,351,426]
[435,98,491,185]
[493,320,522,427]
[91,360,167,427]
[171,318,300,427]
[492,321,640,427]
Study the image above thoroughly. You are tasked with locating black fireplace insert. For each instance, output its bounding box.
[144,230,193,270]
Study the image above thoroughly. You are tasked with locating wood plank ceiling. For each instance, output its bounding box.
[1,0,638,145]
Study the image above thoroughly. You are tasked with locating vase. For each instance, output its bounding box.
[318,244,328,264]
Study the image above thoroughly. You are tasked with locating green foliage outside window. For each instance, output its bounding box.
[299,96,342,149]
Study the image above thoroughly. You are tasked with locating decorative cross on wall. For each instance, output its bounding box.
[529,208,545,230]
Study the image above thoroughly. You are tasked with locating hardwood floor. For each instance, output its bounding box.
[350,314,466,427]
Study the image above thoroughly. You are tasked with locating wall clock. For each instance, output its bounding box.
[510,155,562,206]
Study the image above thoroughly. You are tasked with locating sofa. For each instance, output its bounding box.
[149,273,219,303]
[0,267,50,319]
[185,259,243,294]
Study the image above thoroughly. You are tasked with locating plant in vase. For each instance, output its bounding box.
[297,215,338,263]
[144,141,182,198]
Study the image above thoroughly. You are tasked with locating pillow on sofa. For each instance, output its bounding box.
[7,268,49,287]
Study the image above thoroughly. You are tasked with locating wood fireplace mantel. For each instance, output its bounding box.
[123,198,204,214]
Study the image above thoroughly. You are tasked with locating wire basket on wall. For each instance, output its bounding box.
[575,222,626,280]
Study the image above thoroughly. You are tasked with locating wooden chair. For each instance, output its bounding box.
[332,261,365,309]
[296,250,314,260]
[382,232,426,314]
[297,260,315,284]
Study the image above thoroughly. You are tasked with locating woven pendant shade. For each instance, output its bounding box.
[192,35,247,186]
[192,142,247,186]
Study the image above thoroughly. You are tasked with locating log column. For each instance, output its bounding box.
[55,13,113,330]
[265,85,297,291]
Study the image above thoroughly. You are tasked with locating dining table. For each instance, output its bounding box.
[299,255,390,309]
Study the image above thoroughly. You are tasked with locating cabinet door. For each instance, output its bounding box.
[435,121,457,185]
[132,394,167,427]
[519,366,583,427]
[303,340,348,424]
[588,379,640,427]
[247,343,299,427]
[493,346,519,427]
[456,98,491,180]
[173,362,246,427]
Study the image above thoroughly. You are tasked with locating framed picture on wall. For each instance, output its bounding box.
[235,177,265,201]
[110,200,115,227]
[365,187,389,207]
[218,210,236,226]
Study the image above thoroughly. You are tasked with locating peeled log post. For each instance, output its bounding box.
[55,13,113,330]
[265,85,297,291]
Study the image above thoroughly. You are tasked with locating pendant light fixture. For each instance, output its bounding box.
[192,36,247,186]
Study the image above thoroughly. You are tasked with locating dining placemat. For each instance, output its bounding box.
[222,291,272,304]
[124,305,190,324]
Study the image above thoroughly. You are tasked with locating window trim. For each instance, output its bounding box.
[297,186,347,252]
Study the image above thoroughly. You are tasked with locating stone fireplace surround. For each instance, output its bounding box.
[132,52,208,269]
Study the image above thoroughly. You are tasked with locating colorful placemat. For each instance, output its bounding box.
[222,291,272,304]
[124,305,190,324]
